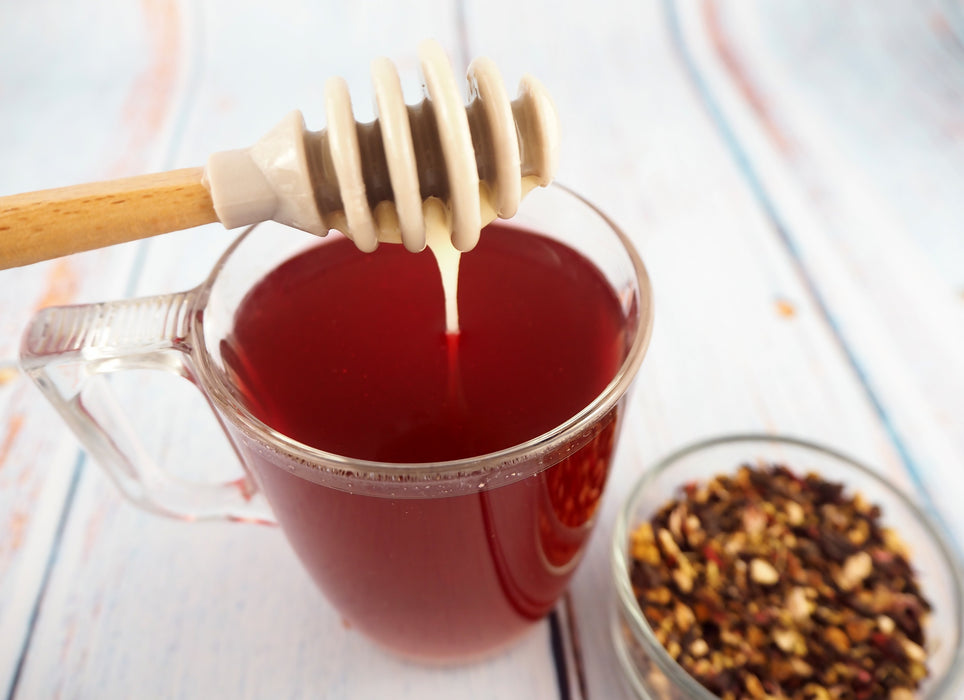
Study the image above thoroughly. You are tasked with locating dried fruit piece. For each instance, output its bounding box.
[750,558,780,586]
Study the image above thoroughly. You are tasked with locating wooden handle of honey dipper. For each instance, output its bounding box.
[0,41,560,269]
[0,167,219,269]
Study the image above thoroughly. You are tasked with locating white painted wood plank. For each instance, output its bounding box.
[674,0,964,537]
[10,2,564,698]
[4,0,964,698]
[14,470,560,700]
[0,1,195,695]
[465,1,964,697]
[746,0,964,291]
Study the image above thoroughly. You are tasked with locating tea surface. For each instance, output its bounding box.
[225,222,626,462]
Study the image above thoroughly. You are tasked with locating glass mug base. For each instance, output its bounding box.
[234,405,622,661]
[20,185,653,660]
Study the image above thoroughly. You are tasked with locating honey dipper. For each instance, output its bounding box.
[0,40,558,269]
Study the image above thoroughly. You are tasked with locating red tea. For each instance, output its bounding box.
[223,222,629,658]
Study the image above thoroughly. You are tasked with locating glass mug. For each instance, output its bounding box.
[20,185,654,661]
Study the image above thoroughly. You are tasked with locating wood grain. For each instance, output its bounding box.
[0,0,203,695]
[2,0,964,698]
[3,2,569,699]
[675,0,964,539]
[0,168,217,269]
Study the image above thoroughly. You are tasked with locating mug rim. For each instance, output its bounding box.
[189,183,654,482]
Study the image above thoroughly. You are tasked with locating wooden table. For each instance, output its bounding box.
[2,1,963,697]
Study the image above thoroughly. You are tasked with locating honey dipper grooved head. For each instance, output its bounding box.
[203,39,560,252]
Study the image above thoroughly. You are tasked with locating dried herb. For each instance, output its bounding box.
[629,464,931,699]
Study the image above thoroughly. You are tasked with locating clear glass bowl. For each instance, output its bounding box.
[610,434,964,699]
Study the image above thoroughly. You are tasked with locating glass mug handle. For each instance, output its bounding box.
[20,291,275,523]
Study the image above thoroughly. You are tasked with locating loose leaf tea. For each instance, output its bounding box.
[629,464,930,700]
